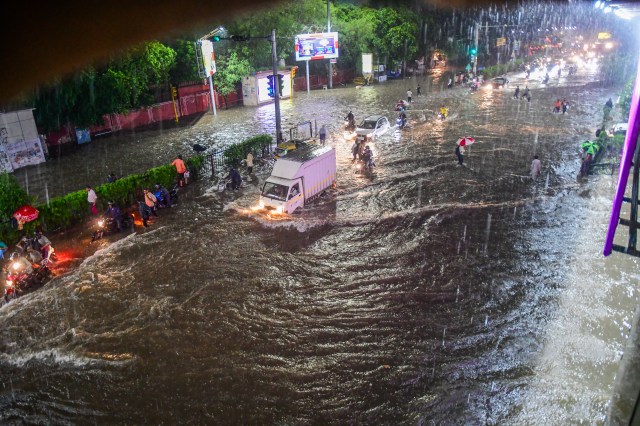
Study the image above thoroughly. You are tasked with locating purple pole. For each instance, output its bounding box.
[603,56,640,256]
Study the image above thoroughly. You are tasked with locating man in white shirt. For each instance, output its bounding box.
[530,155,542,180]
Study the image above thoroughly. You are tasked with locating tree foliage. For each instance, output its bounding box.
[215,51,253,108]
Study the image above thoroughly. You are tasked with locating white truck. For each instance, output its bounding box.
[257,145,336,214]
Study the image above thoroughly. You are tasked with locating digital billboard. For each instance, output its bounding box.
[295,32,339,61]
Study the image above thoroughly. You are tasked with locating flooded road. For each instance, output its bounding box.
[1,65,638,424]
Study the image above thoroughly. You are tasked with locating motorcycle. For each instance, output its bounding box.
[91,215,133,243]
[154,184,179,207]
[3,256,51,302]
[469,82,479,92]
[437,111,448,121]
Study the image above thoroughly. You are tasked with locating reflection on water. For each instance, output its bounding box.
[1,66,638,423]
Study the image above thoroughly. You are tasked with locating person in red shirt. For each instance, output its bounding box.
[172,155,188,187]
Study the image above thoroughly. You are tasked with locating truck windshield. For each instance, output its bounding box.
[359,120,376,129]
[262,182,289,201]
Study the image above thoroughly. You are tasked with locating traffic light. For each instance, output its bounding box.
[470,47,477,55]
[266,75,275,98]
[291,67,297,79]
[171,86,177,98]
[277,74,284,96]
[212,35,221,42]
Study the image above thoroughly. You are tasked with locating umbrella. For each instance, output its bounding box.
[13,205,39,223]
[457,136,476,147]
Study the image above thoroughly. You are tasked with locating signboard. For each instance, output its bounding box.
[200,40,216,75]
[496,37,506,47]
[330,58,337,64]
[295,32,339,61]
[362,54,373,74]
[75,128,91,144]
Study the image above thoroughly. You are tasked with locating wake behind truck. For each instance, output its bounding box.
[257,145,336,214]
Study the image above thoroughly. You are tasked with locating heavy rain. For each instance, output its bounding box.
[1,0,639,424]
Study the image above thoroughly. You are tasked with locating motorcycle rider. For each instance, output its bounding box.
[105,201,124,232]
[439,105,448,120]
[154,183,172,208]
[345,111,356,131]
[34,230,53,265]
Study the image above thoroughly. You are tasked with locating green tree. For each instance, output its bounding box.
[169,39,201,83]
[215,50,254,109]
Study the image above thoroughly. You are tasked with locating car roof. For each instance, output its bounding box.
[363,115,385,121]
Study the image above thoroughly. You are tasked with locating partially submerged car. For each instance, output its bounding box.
[484,77,509,90]
[355,115,390,142]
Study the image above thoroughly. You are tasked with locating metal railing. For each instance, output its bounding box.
[201,140,273,177]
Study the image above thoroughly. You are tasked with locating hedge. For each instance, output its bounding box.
[223,134,272,166]
[36,155,205,232]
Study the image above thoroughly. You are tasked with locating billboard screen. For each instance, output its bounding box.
[295,32,339,61]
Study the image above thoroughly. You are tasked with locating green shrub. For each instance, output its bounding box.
[224,134,272,165]
[0,173,35,243]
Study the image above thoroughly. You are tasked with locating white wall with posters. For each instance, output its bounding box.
[0,109,46,173]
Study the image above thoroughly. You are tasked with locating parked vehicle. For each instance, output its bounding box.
[256,145,337,214]
[355,115,390,143]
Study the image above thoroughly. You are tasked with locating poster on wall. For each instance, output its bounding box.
[0,145,13,173]
[295,32,339,61]
[0,109,46,173]
[6,139,46,169]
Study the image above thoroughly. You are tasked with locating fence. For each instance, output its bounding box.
[201,139,274,177]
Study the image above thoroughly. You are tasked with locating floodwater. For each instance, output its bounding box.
[2,63,639,424]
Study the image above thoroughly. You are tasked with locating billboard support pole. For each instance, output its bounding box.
[306,61,310,94]
[271,29,282,143]
[327,0,332,89]
[208,74,217,116]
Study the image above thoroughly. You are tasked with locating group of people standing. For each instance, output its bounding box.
[86,154,189,229]
[553,98,569,114]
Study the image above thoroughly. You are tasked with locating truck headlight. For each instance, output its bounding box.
[275,206,284,214]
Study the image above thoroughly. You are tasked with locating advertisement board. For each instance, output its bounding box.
[200,40,216,75]
[295,32,339,61]
[362,54,373,74]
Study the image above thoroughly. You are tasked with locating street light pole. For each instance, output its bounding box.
[271,29,282,143]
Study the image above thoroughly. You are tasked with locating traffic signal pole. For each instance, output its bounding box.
[473,22,479,75]
[271,29,283,143]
